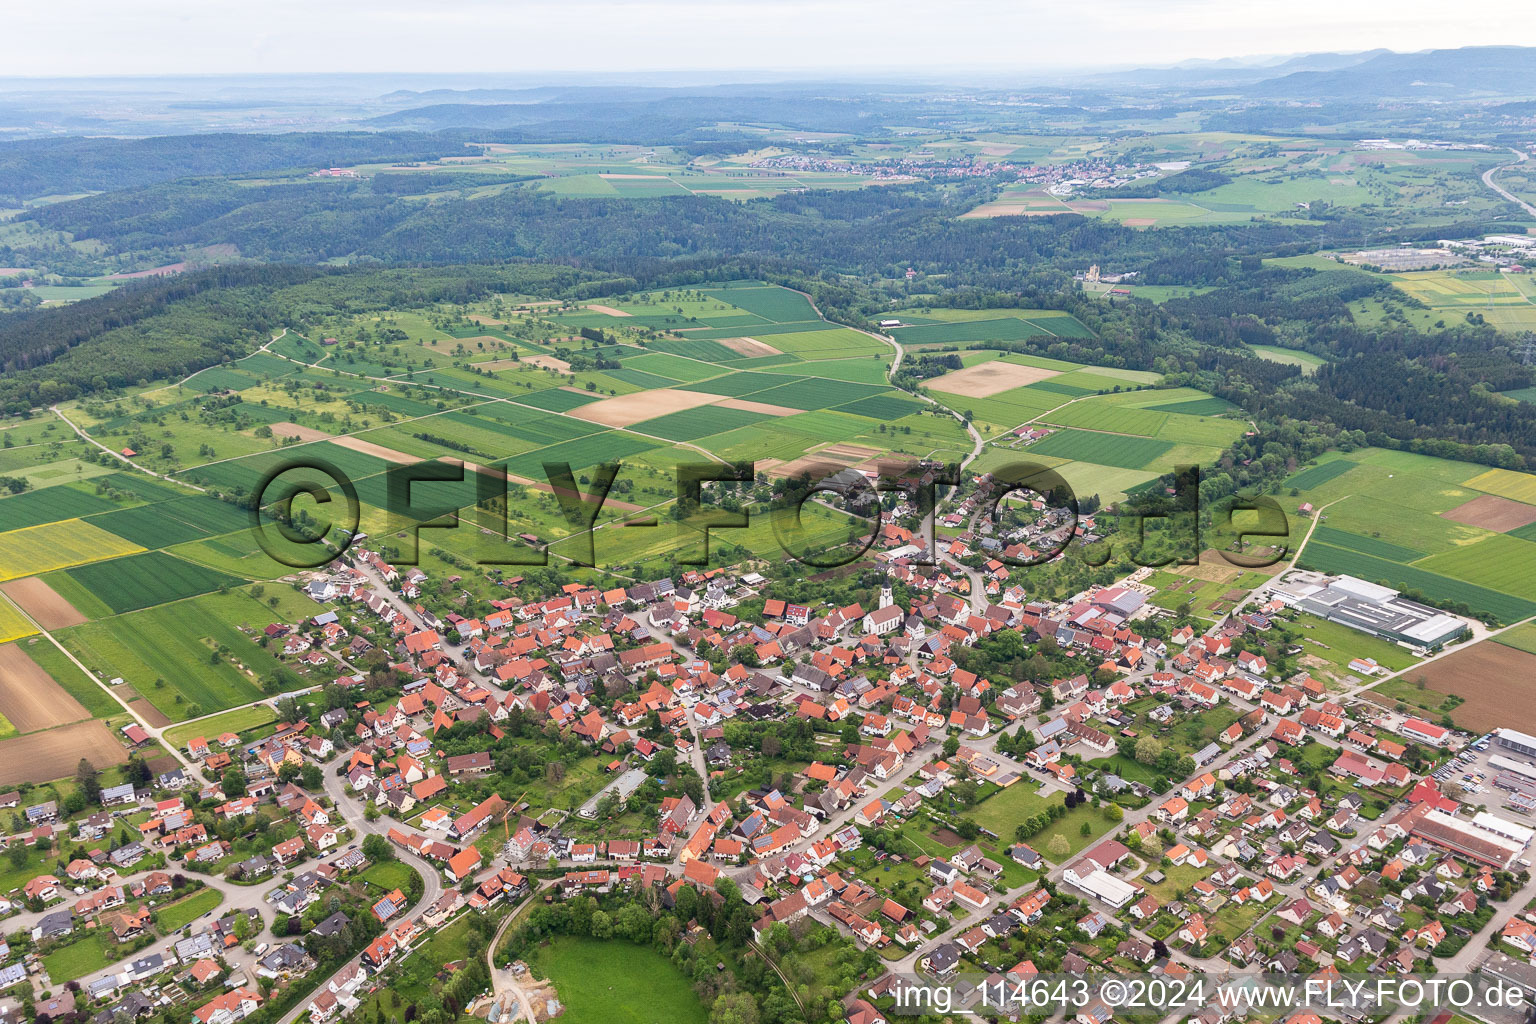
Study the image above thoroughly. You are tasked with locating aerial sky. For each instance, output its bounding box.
[9,0,1536,78]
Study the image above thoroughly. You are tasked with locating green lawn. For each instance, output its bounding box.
[1095,754,1166,789]
[42,932,113,982]
[1287,612,1420,678]
[528,936,707,1024]
[968,783,1060,837]
[360,860,418,894]
[1161,705,1242,756]
[992,799,1124,864]
[0,841,56,895]
[1208,898,1269,944]
[1141,863,1213,902]
[155,887,224,932]
[165,705,277,750]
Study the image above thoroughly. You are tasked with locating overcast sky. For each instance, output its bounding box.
[7,0,1536,78]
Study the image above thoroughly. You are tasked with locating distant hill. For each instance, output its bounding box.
[1084,49,1390,88]
[1243,46,1536,99]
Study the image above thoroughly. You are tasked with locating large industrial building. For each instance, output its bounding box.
[1273,573,1468,650]
[1401,802,1529,869]
[1494,728,1536,759]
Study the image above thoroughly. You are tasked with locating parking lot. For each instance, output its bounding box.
[1431,732,1536,828]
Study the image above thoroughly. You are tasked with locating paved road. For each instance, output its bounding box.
[1483,148,1536,218]
[0,590,201,777]
[870,324,985,471]
[265,772,447,1024]
[37,870,282,996]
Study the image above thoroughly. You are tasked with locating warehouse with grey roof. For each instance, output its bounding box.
[1274,573,1468,650]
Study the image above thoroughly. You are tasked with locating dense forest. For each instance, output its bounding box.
[0,132,472,205]
[3,125,1535,469]
[13,176,1518,279]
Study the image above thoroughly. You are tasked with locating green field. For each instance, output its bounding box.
[86,495,255,548]
[678,371,806,398]
[1309,525,1427,563]
[702,284,818,322]
[58,590,305,720]
[0,485,121,532]
[836,392,926,419]
[633,405,770,442]
[1383,269,1536,333]
[1286,457,1358,491]
[155,887,225,932]
[1496,622,1536,655]
[528,936,708,1024]
[890,317,1056,345]
[1300,542,1536,623]
[1416,534,1536,601]
[164,704,278,749]
[514,388,601,412]
[794,357,894,385]
[1043,399,1169,437]
[887,307,1094,340]
[1250,345,1328,374]
[747,377,888,410]
[1143,396,1240,416]
[1025,428,1174,470]
[1274,448,1536,622]
[54,551,246,615]
[1289,612,1421,679]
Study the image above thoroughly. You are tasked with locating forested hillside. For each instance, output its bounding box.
[0,132,471,204]
[15,179,1516,280]
[0,263,602,413]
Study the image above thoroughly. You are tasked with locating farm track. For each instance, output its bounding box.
[52,404,208,492]
[789,286,984,471]
[253,336,729,465]
[0,587,200,775]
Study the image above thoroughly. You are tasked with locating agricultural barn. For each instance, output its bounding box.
[1276,574,1468,650]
